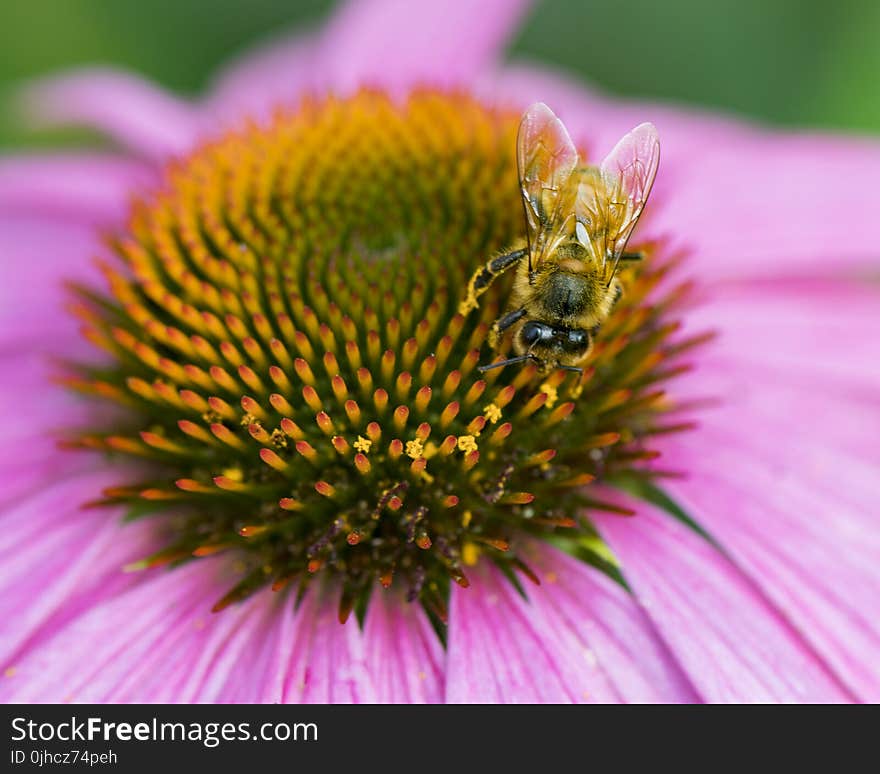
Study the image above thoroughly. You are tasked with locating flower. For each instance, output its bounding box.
[2,0,879,703]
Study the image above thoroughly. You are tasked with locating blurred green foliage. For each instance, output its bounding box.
[515,0,880,133]
[1,0,879,148]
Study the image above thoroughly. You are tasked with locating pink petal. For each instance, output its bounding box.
[0,153,155,226]
[363,589,445,702]
[484,64,880,280]
[203,29,319,124]
[121,597,270,703]
[2,561,225,703]
[0,352,96,439]
[0,198,135,505]
[207,0,532,121]
[0,215,105,354]
[318,0,531,93]
[20,68,202,161]
[276,587,377,703]
[683,281,880,395]
[446,543,697,702]
[1,556,380,703]
[660,428,880,702]
[592,497,851,702]
[209,585,377,704]
[652,282,880,700]
[0,471,160,671]
[0,351,107,509]
[215,588,451,704]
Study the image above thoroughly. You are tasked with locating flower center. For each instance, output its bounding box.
[67,91,699,623]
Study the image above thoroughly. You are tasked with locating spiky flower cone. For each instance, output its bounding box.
[66,91,699,623]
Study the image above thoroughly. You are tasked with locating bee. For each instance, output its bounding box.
[460,102,660,374]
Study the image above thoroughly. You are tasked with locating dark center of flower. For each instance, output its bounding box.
[66,91,701,624]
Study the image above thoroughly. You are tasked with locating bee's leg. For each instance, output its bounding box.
[459,247,528,315]
[487,307,526,349]
[619,251,643,263]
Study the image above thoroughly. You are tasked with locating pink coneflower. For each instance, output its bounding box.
[2,0,879,703]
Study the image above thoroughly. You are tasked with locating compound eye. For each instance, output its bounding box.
[567,329,590,347]
[521,321,550,345]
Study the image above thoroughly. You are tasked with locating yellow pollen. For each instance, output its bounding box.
[458,295,478,316]
[483,403,503,423]
[405,439,425,459]
[461,541,480,566]
[222,467,243,482]
[461,510,473,528]
[539,382,559,409]
[4,667,16,678]
[354,436,372,454]
[457,435,478,453]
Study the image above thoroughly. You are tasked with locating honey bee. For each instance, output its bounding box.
[460,103,660,374]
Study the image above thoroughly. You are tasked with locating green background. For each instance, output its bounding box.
[2,0,879,148]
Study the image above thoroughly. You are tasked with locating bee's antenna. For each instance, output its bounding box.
[477,355,534,372]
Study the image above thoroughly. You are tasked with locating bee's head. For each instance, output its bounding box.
[518,321,591,370]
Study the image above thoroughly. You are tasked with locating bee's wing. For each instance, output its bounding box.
[574,167,610,268]
[599,122,660,277]
[517,103,579,275]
